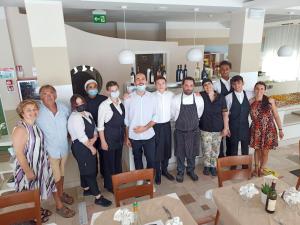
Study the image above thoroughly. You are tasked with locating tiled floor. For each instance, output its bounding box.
[30,142,300,225]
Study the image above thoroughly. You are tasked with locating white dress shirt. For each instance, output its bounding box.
[97,98,123,131]
[67,111,96,143]
[154,90,174,124]
[171,93,204,121]
[213,78,231,94]
[226,91,254,110]
[124,91,157,140]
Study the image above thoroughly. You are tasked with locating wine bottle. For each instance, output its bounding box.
[150,67,154,84]
[146,68,151,82]
[194,62,201,82]
[183,64,188,78]
[157,65,162,77]
[130,67,135,84]
[176,65,180,82]
[179,64,183,81]
[265,181,277,214]
[161,65,167,79]
[201,63,209,80]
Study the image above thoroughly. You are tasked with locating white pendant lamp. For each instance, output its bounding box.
[186,8,203,62]
[118,6,135,64]
[277,12,294,57]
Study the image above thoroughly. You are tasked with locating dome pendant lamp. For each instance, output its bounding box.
[277,12,294,57]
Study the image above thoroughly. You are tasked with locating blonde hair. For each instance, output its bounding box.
[16,99,39,119]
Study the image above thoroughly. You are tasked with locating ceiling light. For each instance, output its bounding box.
[158,6,168,10]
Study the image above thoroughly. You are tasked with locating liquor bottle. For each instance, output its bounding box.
[156,66,161,77]
[194,62,201,82]
[149,67,155,84]
[161,65,167,79]
[201,63,209,80]
[183,64,188,78]
[265,181,277,214]
[130,67,135,84]
[133,202,142,225]
[179,64,183,81]
[176,65,180,82]
[146,68,151,82]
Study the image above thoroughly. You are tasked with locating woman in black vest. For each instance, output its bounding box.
[67,94,111,207]
[98,81,125,192]
[200,79,229,176]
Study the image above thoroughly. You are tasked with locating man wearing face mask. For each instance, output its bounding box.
[124,73,157,172]
[171,77,204,183]
[97,81,125,192]
[84,79,107,177]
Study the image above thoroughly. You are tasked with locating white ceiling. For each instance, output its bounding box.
[2,0,300,24]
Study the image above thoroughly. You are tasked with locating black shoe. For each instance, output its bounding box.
[203,167,210,176]
[210,167,217,177]
[162,171,175,181]
[106,188,114,193]
[95,196,112,207]
[187,171,199,181]
[83,189,92,196]
[155,173,161,185]
[176,173,184,183]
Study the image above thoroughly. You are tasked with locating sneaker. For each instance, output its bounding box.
[210,167,217,177]
[203,167,210,176]
[95,196,112,207]
[187,171,199,181]
[176,173,184,183]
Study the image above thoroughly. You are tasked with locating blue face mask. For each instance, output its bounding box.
[136,84,146,92]
[87,89,98,96]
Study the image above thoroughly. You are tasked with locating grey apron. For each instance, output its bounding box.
[174,93,200,158]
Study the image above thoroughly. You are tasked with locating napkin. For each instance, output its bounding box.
[165,216,183,225]
[113,208,135,225]
[283,187,300,206]
[239,183,259,199]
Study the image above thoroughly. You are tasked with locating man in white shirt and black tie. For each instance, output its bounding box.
[153,76,175,185]
[124,73,157,171]
[171,77,204,183]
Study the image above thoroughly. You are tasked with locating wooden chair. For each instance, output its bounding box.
[296,176,300,190]
[198,155,252,225]
[0,189,41,225]
[112,168,154,207]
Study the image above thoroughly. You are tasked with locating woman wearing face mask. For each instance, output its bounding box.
[67,94,112,207]
[98,81,125,192]
[84,79,107,177]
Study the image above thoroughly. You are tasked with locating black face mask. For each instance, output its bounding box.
[76,104,87,112]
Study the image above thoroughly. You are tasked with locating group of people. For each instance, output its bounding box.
[12,60,284,222]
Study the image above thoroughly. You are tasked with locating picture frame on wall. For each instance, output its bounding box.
[17,79,40,101]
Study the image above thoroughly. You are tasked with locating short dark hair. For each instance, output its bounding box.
[182,76,195,85]
[219,60,232,69]
[155,76,166,83]
[106,81,119,90]
[70,94,86,111]
[39,84,56,94]
[135,73,147,81]
[231,75,243,84]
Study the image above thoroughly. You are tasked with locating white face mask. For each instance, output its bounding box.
[110,90,120,99]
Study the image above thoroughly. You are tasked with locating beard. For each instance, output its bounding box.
[183,90,193,95]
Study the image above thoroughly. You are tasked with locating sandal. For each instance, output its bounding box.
[61,192,74,205]
[56,205,76,218]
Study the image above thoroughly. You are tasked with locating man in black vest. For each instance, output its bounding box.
[225,75,250,159]
[214,61,233,157]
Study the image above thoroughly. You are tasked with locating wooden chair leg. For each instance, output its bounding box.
[296,177,300,190]
[214,210,220,225]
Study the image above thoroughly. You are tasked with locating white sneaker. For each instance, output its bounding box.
[153,185,156,193]
[136,180,144,185]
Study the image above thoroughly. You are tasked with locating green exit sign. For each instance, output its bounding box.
[93,14,107,23]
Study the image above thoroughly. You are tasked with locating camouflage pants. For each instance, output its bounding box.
[200,130,222,167]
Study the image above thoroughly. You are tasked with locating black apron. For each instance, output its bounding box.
[154,121,172,162]
[220,80,233,96]
[104,103,125,150]
[71,115,97,175]
[174,94,200,158]
[229,91,250,142]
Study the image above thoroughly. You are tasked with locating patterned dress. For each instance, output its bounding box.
[14,121,56,200]
[250,101,278,150]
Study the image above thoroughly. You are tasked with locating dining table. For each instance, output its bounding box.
[213,177,300,225]
[90,193,198,225]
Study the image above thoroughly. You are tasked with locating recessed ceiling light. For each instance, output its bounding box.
[121,5,127,9]
[158,6,168,10]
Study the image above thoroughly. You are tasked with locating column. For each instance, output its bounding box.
[228,8,265,90]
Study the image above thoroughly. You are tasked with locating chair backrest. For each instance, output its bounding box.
[112,168,154,207]
[0,189,41,225]
[296,176,300,190]
[217,155,252,187]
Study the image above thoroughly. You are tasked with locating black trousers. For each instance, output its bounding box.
[219,137,231,158]
[95,138,104,177]
[155,159,169,176]
[80,173,100,196]
[130,137,155,170]
[177,155,195,174]
[102,147,122,190]
[228,139,249,156]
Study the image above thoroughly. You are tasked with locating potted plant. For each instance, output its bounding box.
[261,183,271,204]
